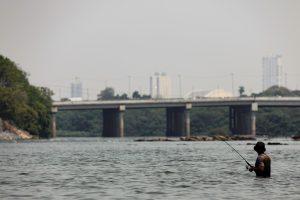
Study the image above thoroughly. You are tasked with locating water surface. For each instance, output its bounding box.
[0,138,299,199]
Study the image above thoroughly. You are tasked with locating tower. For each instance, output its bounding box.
[149,72,172,98]
[71,77,82,98]
[262,55,283,91]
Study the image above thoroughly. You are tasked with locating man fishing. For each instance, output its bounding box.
[248,141,271,177]
[222,139,271,177]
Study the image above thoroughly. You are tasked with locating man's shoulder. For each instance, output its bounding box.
[260,153,271,161]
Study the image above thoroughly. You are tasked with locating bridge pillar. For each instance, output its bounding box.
[102,105,125,137]
[166,104,191,137]
[51,107,58,138]
[229,103,257,136]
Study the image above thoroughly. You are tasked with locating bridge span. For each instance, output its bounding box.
[51,97,300,137]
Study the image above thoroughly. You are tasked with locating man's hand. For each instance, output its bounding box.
[248,166,254,172]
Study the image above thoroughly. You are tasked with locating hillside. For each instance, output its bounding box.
[0,55,53,138]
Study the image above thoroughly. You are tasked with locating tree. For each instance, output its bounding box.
[119,93,129,100]
[0,55,29,88]
[141,94,151,99]
[132,91,141,99]
[0,55,53,137]
[97,87,115,100]
[238,86,245,97]
[61,97,70,102]
[256,86,293,97]
[292,90,300,97]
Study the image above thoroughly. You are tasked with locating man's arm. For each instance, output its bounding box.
[248,156,264,173]
[248,165,264,172]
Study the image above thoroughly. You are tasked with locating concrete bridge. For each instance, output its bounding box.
[51,97,300,137]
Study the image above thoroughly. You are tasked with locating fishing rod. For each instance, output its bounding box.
[222,139,253,168]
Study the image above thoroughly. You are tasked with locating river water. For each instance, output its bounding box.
[0,137,299,200]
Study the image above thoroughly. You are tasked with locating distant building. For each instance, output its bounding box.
[262,55,283,91]
[150,73,172,98]
[71,77,82,98]
[185,89,233,99]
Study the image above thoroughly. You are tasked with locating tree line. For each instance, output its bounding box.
[96,87,151,100]
[0,55,52,138]
[251,86,300,136]
[1,54,299,137]
[57,86,300,137]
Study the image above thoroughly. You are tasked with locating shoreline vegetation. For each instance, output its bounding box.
[0,55,52,139]
[57,87,300,138]
[1,54,300,140]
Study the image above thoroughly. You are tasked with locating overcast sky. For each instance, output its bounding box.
[1,0,300,100]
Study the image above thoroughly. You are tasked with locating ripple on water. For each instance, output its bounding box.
[0,139,300,200]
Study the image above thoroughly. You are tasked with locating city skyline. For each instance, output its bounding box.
[1,0,300,100]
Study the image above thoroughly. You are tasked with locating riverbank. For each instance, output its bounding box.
[134,135,256,142]
[181,135,256,141]
[0,119,32,141]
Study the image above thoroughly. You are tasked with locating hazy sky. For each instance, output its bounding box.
[1,0,300,100]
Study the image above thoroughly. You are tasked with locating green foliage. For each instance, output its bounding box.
[131,91,151,99]
[97,87,115,100]
[57,130,101,137]
[0,55,52,137]
[117,93,129,100]
[256,108,300,136]
[190,107,229,135]
[97,87,151,101]
[56,106,300,137]
[56,110,102,136]
[254,85,297,97]
[132,91,141,99]
[57,107,230,137]
[0,56,29,88]
[292,90,300,96]
[250,86,300,136]
[57,86,300,137]
[238,86,245,97]
[125,109,165,136]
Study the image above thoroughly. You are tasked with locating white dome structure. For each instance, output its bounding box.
[185,89,233,99]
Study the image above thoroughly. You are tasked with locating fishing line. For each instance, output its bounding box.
[221,139,253,167]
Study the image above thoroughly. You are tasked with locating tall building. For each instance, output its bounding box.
[150,72,172,98]
[71,77,83,98]
[262,55,283,91]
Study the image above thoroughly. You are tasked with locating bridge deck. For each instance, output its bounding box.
[53,97,300,110]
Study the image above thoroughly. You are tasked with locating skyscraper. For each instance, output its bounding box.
[262,55,283,91]
[71,77,83,98]
[150,73,172,98]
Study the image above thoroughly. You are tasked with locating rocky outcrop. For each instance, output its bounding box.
[0,119,32,140]
[135,137,177,142]
[180,136,212,141]
[180,135,256,141]
[134,135,257,142]
[213,135,256,141]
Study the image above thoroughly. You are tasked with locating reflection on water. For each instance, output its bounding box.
[0,138,299,200]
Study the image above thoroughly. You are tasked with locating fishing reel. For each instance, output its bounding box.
[246,165,254,172]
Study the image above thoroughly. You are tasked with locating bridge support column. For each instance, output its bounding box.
[229,103,257,136]
[166,104,192,137]
[102,105,125,137]
[51,107,58,138]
